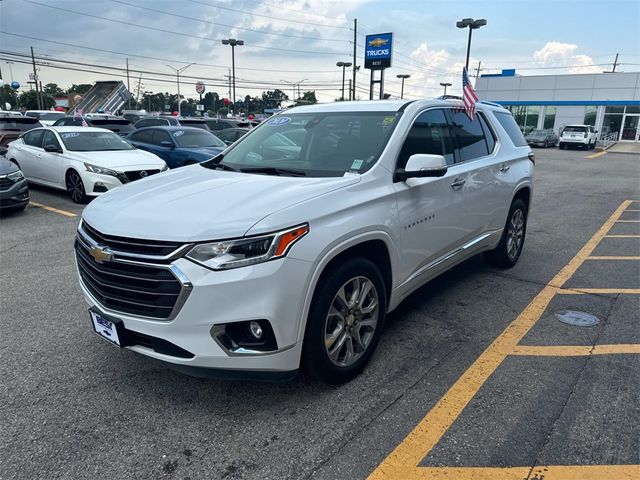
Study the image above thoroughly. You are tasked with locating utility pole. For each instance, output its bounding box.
[30,46,42,110]
[352,18,357,102]
[474,61,483,79]
[612,53,619,73]
[348,79,352,101]
[126,58,131,109]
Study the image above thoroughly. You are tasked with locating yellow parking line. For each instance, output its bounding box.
[605,234,640,238]
[557,288,640,295]
[585,150,607,159]
[511,344,640,356]
[586,256,640,260]
[367,200,632,479]
[376,465,640,480]
[29,201,77,218]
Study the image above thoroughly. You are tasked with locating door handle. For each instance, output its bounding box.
[450,178,466,189]
[500,164,510,173]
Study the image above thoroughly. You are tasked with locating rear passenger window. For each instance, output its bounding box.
[398,109,455,167]
[494,111,528,147]
[24,129,45,148]
[449,110,489,162]
[478,114,496,153]
[130,130,154,144]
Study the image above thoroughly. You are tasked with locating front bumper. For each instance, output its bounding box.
[0,178,29,209]
[78,255,314,374]
[81,171,125,196]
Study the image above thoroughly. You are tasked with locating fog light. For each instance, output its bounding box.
[249,321,263,339]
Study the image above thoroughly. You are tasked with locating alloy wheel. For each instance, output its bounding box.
[66,172,85,203]
[323,276,379,367]
[506,208,525,261]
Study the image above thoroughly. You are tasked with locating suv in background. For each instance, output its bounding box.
[23,110,65,126]
[525,129,558,148]
[53,116,135,137]
[76,99,534,384]
[0,114,42,149]
[559,125,597,150]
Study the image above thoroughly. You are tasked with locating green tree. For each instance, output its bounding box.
[0,85,19,110]
[203,91,220,112]
[43,83,65,96]
[69,84,93,95]
[296,90,317,106]
[18,90,55,110]
[261,89,289,109]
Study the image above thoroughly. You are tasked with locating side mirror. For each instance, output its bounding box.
[44,144,62,153]
[395,154,448,182]
[160,141,174,148]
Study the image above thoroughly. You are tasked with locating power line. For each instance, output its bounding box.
[242,0,352,23]
[0,31,340,73]
[111,0,347,43]
[21,0,349,56]
[185,0,350,30]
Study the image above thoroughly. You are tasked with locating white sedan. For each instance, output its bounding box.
[6,127,168,203]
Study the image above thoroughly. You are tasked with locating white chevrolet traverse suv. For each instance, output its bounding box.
[75,99,534,384]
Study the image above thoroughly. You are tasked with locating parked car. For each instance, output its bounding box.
[53,116,135,137]
[177,117,210,130]
[559,125,597,150]
[23,110,65,126]
[134,116,182,129]
[0,156,29,212]
[127,126,225,168]
[525,129,558,148]
[121,110,152,123]
[76,99,534,384]
[6,127,167,203]
[214,127,250,145]
[204,118,245,131]
[0,114,42,148]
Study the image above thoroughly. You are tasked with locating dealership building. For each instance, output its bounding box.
[475,71,640,143]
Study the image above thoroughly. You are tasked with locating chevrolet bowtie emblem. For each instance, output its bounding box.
[368,38,388,47]
[89,245,113,264]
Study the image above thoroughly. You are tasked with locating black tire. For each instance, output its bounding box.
[559,143,564,150]
[302,257,387,384]
[544,140,548,148]
[484,198,528,269]
[66,170,87,204]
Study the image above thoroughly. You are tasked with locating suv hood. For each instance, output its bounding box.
[82,165,360,241]
[67,150,166,170]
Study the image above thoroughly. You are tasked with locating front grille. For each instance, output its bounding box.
[124,170,160,182]
[75,224,191,320]
[0,177,16,190]
[81,222,181,257]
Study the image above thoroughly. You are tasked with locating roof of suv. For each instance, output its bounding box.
[287,98,509,114]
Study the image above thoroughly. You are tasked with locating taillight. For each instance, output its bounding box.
[528,152,535,164]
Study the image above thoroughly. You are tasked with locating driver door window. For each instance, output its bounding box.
[152,130,173,146]
[42,130,61,150]
[397,109,455,168]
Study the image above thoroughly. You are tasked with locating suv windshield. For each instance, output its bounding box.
[173,129,225,148]
[0,118,42,131]
[59,131,135,151]
[218,112,401,177]
[564,126,586,133]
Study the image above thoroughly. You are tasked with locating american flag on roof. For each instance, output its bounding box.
[74,108,88,127]
[462,67,479,119]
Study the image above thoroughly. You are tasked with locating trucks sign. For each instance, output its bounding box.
[365,33,393,70]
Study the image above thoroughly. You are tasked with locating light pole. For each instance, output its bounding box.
[222,38,244,114]
[167,63,194,116]
[396,74,410,99]
[456,18,487,71]
[336,61,352,101]
[440,82,452,96]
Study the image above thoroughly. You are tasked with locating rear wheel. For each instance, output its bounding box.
[66,170,87,204]
[302,257,386,384]
[485,198,527,269]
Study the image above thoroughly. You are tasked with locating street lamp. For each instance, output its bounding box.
[456,18,487,71]
[222,38,244,114]
[440,82,452,96]
[396,74,410,99]
[167,63,194,116]
[336,61,352,101]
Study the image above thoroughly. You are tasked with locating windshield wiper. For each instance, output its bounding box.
[239,166,307,177]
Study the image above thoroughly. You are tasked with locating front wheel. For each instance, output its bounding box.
[66,170,87,204]
[484,198,528,269]
[302,258,387,384]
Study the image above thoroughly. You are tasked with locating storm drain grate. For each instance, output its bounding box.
[555,310,600,327]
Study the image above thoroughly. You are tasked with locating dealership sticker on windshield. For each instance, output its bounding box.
[173,130,184,137]
[266,117,291,126]
[61,132,80,138]
[350,159,364,170]
[382,116,395,126]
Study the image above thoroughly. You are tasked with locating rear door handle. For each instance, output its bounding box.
[500,164,510,173]
[450,178,466,189]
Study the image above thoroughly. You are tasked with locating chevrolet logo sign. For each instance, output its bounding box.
[368,38,388,47]
[89,245,113,264]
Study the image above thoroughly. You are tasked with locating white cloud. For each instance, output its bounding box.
[533,41,601,74]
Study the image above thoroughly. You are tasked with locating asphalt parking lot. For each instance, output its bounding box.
[1,147,638,480]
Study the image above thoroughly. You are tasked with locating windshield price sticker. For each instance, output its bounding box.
[173,130,185,137]
[61,132,80,138]
[350,159,364,170]
[266,117,291,126]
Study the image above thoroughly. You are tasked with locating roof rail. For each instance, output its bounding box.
[478,100,504,108]
[436,95,463,101]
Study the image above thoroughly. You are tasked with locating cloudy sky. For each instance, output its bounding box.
[1,0,638,103]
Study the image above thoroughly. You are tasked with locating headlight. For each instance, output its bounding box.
[186,224,309,270]
[7,170,24,181]
[84,163,119,177]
